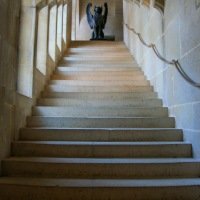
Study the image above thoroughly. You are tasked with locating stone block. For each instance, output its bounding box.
[165,65,175,107]
[149,9,163,44]
[150,68,167,105]
[193,102,200,130]
[174,103,195,130]
[179,0,200,56]
[0,86,5,105]
[174,101,200,133]
[9,0,21,17]
[0,1,8,40]
[141,37,165,81]
[0,88,5,136]
[174,45,200,105]
[140,49,152,78]
[8,15,18,48]
[0,36,2,86]
[33,68,46,98]
[0,41,17,90]
[0,41,9,87]
[168,106,176,118]
[184,130,200,158]
[164,0,185,29]
[17,64,34,97]
[14,93,36,140]
[164,15,181,61]
[0,103,15,164]
[154,36,166,71]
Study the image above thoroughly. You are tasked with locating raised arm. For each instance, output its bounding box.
[86,3,94,29]
[103,2,108,28]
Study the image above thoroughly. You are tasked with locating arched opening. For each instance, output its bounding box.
[48,5,57,62]
[71,0,78,40]
[36,6,48,75]
[62,3,68,53]
[17,1,37,97]
[134,0,140,7]
[153,0,165,15]
[142,0,150,9]
[57,3,63,52]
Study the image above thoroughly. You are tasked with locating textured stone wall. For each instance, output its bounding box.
[0,0,21,173]
[123,0,200,157]
[75,0,123,40]
[0,0,72,175]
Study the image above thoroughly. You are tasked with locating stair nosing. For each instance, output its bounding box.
[1,177,200,187]
[3,157,200,164]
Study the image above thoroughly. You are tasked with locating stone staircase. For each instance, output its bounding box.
[0,41,200,199]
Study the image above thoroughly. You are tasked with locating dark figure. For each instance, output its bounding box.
[86,2,108,39]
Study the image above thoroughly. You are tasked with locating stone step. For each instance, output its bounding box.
[66,46,129,51]
[53,71,143,76]
[62,55,133,61]
[32,107,168,117]
[44,85,153,93]
[70,41,124,45]
[56,66,140,72]
[37,98,162,107]
[26,116,175,128]
[48,80,150,86]
[51,74,146,81]
[11,141,191,158]
[69,41,125,48]
[1,177,200,200]
[2,158,200,179]
[66,47,130,51]
[65,51,130,56]
[66,46,129,53]
[19,128,183,142]
[41,91,158,99]
[63,52,132,57]
[64,48,130,52]
[58,62,137,68]
[60,60,136,66]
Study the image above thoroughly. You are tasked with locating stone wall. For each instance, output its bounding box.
[123,0,200,157]
[74,0,123,40]
[0,0,21,174]
[0,0,72,175]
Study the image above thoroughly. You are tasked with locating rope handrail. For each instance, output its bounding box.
[123,22,200,88]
